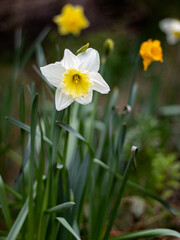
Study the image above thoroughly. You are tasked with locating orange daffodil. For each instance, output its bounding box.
[53,4,89,36]
[159,18,180,45]
[40,48,110,111]
[139,39,163,71]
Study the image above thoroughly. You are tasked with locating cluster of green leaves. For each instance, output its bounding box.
[151,153,180,199]
[125,115,180,200]
[0,31,180,240]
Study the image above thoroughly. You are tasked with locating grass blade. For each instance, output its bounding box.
[46,202,75,214]
[36,43,47,67]
[56,121,94,156]
[5,184,22,201]
[6,198,29,240]
[6,116,52,145]
[20,26,50,70]
[109,228,180,240]
[56,122,86,142]
[33,65,55,91]
[20,85,25,158]
[28,94,38,240]
[160,105,180,116]
[93,159,175,215]
[103,146,138,240]
[0,175,12,229]
[127,54,140,106]
[56,217,81,240]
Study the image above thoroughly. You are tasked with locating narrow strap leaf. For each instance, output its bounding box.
[6,116,52,145]
[109,228,180,240]
[7,198,29,240]
[56,217,81,240]
[5,184,22,201]
[93,158,175,215]
[56,121,94,155]
[0,175,12,229]
[56,122,86,142]
[103,146,138,240]
[46,202,75,214]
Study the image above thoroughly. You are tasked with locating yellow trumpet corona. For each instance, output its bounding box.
[140,39,163,71]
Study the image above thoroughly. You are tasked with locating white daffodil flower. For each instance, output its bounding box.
[159,18,180,45]
[40,48,110,111]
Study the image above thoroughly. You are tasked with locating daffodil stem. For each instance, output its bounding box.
[87,92,99,144]
[128,54,140,106]
[63,106,71,165]
[86,60,106,143]
[103,147,138,240]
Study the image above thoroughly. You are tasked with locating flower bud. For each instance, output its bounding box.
[76,43,89,55]
[104,38,114,57]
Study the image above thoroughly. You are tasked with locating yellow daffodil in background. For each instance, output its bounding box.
[53,4,90,36]
[139,39,163,71]
[40,48,110,111]
[159,18,180,45]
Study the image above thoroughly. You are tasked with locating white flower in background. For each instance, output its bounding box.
[40,48,110,111]
[159,18,180,45]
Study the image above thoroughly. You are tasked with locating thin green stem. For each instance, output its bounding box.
[103,147,138,240]
[128,54,140,107]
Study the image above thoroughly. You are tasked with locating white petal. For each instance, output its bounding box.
[159,18,180,33]
[60,49,80,69]
[75,90,93,105]
[89,72,110,94]
[40,63,65,88]
[78,48,100,72]
[55,88,74,111]
[166,34,178,45]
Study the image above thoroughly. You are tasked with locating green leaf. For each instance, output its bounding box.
[6,116,52,146]
[35,115,45,225]
[127,181,176,215]
[93,159,175,215]
[46,202,75,214]
[56,122,86,142]
[160,105,180,116]
[28,94,38,240]
[20,26,50,70]
[103,146,138,240]
[57,121,94,155]
[0,175,12,229]
[33,65,55,91]
[20,85,25,158]
[56,217,81,240]
[128,53,140,106]
[96,88,119,159]
[6,116,30,132]
[36,43,47,67]
[109,228,180,240]
[51,110,65,167]
[7,198,29,240]
[4,184,22,201]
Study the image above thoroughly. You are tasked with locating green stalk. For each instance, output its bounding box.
[103,146,138,240]
[19,85,26,227]
[127,54,140,107]
[87,58,106,145]
[93,159,175,215]
[4,184,22,201]
[28,94,38,240]
[35,115,45,229]
[48,109,66,239]
[109,228,180,240]
[0,175,12,229]
[20,85,25,159]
